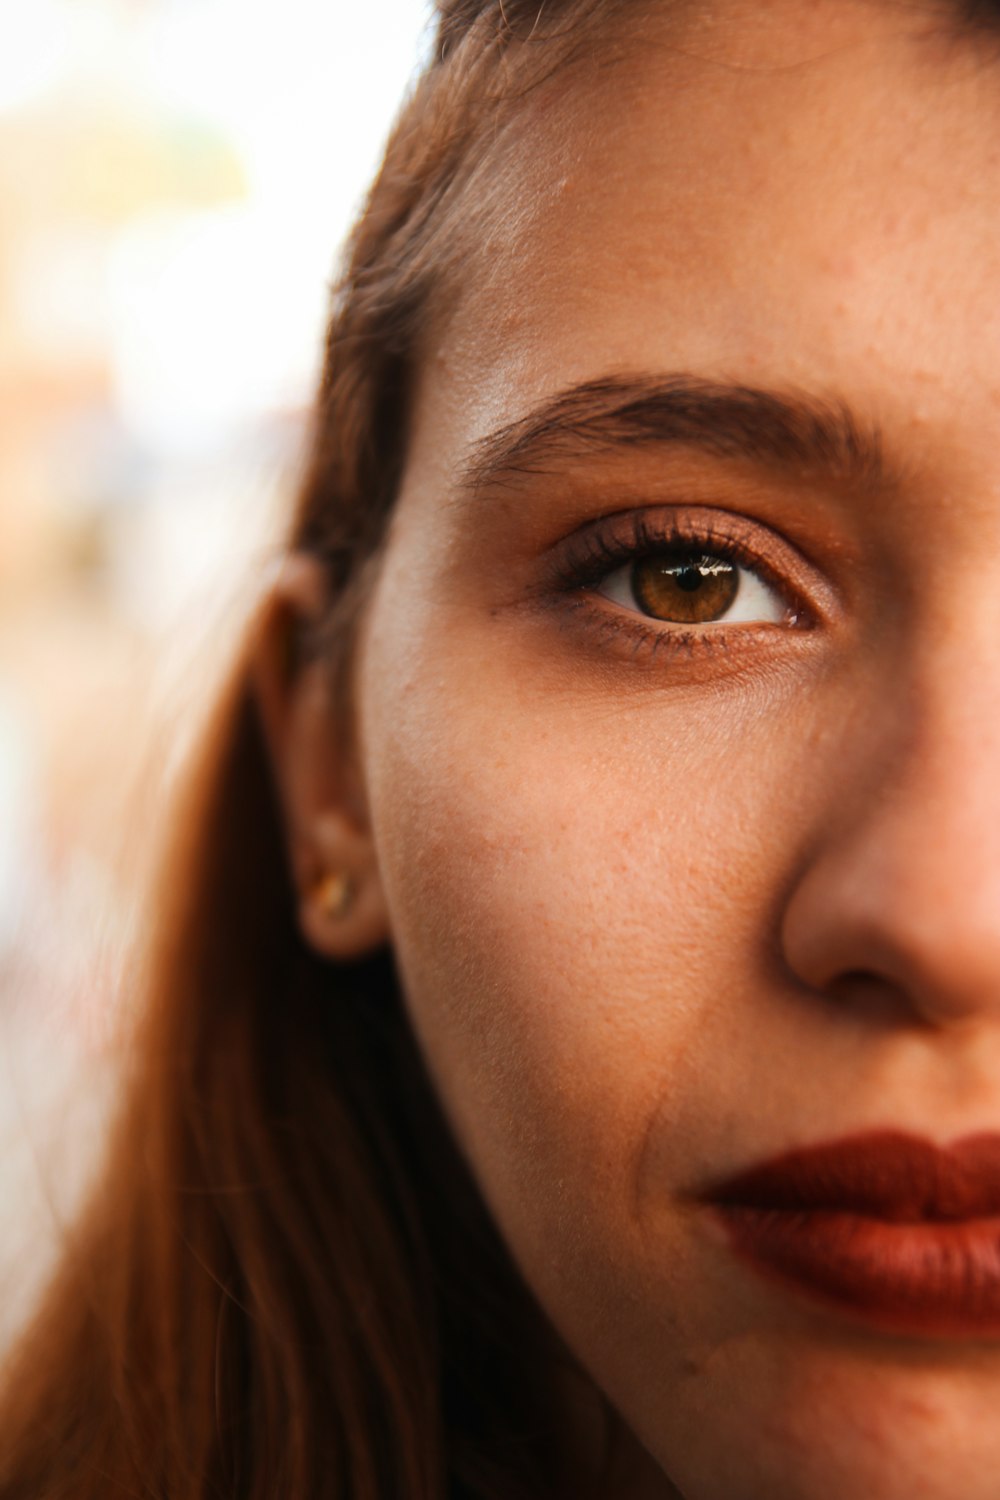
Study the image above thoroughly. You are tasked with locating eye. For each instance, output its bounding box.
[541,509,817,666]
[597,548,786,626]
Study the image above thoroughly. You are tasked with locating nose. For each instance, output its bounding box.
[781,657,1000,1030]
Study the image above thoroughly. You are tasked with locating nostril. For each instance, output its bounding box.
[820,969,921,1026]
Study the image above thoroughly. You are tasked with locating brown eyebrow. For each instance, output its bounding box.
[459,374,886,493]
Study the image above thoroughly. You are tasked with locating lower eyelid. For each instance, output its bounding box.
[554,593,800,671]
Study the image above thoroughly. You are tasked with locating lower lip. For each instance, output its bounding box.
[713,1205,1000,1337]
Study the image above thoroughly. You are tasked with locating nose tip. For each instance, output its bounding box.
[781,810,1000,1030]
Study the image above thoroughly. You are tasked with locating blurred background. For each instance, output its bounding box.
[0,0,430,1349]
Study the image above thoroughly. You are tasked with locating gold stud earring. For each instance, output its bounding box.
[313,870,355,920]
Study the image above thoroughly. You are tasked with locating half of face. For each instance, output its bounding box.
[274,3,1000,1497]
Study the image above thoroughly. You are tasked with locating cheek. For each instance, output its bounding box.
[355,535,900,1497]
[357,556,810,1276]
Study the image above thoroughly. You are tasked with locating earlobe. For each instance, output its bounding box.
[252,553,390,964]
[299,810,391,962]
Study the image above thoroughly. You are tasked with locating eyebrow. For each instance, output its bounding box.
[459,374,886,494]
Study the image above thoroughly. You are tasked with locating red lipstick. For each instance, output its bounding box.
[705,1131,1000,1337]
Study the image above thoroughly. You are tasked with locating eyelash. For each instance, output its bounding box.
[548,511,809,661]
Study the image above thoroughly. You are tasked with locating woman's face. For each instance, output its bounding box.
[354,3,1000,1496]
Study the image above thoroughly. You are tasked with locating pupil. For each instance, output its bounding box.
[631,551,739,624]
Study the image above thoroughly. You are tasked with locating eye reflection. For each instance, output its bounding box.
[599,549,785,626]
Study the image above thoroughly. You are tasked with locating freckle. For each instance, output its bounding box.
[824,254,858,278]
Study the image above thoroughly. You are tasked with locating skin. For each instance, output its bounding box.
[260,2,1000,1495]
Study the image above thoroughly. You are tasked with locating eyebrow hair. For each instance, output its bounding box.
[459,374,886,493]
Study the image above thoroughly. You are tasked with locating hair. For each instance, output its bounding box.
[4,0,1000,1496]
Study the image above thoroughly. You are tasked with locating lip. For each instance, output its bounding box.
[703,1131,1000,1337]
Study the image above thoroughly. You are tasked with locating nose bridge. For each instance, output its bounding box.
[783,633,1000,1024]
[891,625,1000,868]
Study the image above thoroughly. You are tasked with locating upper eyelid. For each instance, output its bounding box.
[561,512,794,593]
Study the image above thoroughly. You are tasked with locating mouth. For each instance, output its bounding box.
[703,1130,1000,1338]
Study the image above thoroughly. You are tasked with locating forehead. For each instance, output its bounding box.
[407,0,1000,485]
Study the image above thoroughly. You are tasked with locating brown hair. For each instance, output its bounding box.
[0,3,621,1497]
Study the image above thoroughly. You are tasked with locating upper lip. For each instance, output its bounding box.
[705,1130,1000,1223]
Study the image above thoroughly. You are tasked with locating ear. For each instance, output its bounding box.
[251,553,389,961]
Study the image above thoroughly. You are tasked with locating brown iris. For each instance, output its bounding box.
[631,551,739,623]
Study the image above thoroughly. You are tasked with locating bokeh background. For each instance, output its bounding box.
[0,0,429,1350]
